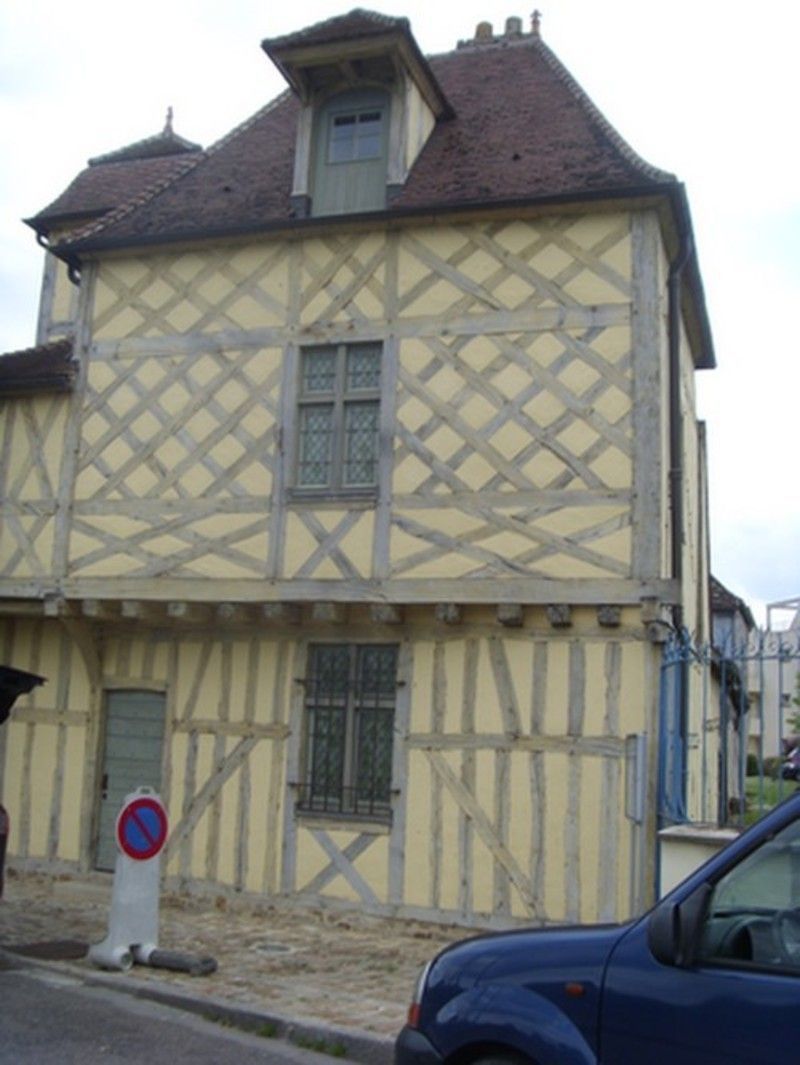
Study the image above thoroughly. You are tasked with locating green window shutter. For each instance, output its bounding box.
[311,89,389,217]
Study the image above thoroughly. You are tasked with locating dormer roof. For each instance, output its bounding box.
[262,8,452,118]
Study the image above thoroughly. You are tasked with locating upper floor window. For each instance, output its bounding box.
[312,89,389,216]
[329,110,383,163]
[295,341,382,494]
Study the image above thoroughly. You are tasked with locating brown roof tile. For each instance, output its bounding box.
[0,339,76,396]
[60,31,672,254]
[27,124,202,235]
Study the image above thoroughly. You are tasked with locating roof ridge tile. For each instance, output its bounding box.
[89,128,201,166]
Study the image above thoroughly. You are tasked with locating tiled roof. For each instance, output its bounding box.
[28,156,198,235]
[88,127,201,165]
[263,8,407,49]
[393,36,671,208]
[59,31,673,254]
[27,123,202,235]
[0,338,76,395]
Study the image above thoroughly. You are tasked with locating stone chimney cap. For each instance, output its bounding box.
[461,14,539,47]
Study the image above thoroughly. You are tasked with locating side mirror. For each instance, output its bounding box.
[648,882,712,967]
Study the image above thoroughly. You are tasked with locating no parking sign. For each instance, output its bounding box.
[116,795,168,861]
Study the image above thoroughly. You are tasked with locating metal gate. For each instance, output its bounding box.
[659,629,800,829]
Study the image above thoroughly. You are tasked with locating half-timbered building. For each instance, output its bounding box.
[0,10,715,926]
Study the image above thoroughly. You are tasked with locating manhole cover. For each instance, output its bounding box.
[7,939,88,961]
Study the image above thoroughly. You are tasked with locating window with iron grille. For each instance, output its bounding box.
[298,643,397,820]
[295,342,381,494]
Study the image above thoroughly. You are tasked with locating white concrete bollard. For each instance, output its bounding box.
[88,787,168,972]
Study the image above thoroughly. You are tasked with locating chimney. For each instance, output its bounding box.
[474,21,494,41]
[505,16,523,36]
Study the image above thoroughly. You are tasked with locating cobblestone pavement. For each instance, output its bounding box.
[0,871,471,1041]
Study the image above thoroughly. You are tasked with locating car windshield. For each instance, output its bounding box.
[712,818,800,915]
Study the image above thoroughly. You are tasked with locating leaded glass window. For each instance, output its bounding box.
[295,343,382,492]
[299,644,398,820]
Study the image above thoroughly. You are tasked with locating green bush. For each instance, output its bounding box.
[763,756,782,780]
[746,753,760,777]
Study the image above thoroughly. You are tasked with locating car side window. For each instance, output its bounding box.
[699,817,800,972]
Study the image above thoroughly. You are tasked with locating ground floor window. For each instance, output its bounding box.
[298,643,397,819]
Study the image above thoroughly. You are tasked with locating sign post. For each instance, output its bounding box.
[89,786,168,972]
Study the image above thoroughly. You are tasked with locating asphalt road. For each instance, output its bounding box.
[0,961,340,1064]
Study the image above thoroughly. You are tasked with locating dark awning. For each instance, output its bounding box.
[0,667,46,725]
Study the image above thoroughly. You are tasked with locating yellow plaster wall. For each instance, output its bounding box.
[2,617,647,923]
[0,619,93,864]
[0,395,69,579]
[46,212,643,588]
[50,256,77,325]
[399,622,643,923]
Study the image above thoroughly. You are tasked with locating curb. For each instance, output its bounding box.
[0,947,395,1064]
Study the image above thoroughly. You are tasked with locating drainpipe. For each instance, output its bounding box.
[667,203,693,821]
[667,211,693,634]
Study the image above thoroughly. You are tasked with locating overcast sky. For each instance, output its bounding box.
[1,0,798,626]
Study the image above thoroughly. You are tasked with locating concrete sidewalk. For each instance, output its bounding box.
[0,871,470,1063]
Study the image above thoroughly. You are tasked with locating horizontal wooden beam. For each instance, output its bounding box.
[408,732,625,757]
[172,720,290,739]
[90,305,630,362]
[41,577,679,606]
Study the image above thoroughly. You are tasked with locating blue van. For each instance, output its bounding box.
[396,792,800,1064]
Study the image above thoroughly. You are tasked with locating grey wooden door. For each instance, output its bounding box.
[94,690,166,871]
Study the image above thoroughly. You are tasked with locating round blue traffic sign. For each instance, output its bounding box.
[116,796,168,860]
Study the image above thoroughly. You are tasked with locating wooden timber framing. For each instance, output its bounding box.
[0,607,654,925]
[630,211,665,580]
[0,202,707,928]
[2,215,653,600]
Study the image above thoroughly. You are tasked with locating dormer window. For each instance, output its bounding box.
[312,89,389,216]
[262,11,453,220]
[329,109,383,162]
